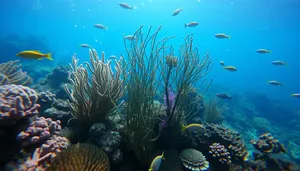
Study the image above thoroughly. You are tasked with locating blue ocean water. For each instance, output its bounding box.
[1,0,299,108]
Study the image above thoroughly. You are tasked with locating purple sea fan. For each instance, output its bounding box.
[163,87,175,109]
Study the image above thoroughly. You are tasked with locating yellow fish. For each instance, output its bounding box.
[149,152,164,171]
[16,50,53,60]
[224,66,237,72]
[182,123,204,131]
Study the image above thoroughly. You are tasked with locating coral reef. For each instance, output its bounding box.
[0,60,32,86]
[179,148,209,171]
[17,117,61,147]
[89,123,123,164]
[0,84,40,119]
[47,143,110,171]
[250,133,287,154]
[16,135,69,171]
[187,123,249,163]
[43,99,72,127]
[209,143,231,164]
[65,49,124,125]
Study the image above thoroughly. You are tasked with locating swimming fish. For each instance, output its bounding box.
[172,8,183,16]
[267,81,283,86]
[220,61,225,66]
[271,60,288,66]
[256,49,271,54]
[80,44,91,48]
[149,152,164,171]
[94,24,107,30]
[119,3,132,10]
[291,94,300,98]
[215,33,230,39]
[124,35,135,40]
[224,66,237,72]
[216,93,232,100]
[109,55,117,59]
[16,50,53,60]
[182,123,204,131]
[184,21,198,28]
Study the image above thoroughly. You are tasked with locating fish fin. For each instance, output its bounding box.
[105,27,108,30]
[184,24,187,28]
[227,35,230,39]
[268,50,271,53]
[37,58,43,60]
[45,53,53,60]
[285,62,288,65]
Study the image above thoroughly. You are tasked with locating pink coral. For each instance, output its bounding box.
[17,117,61,147]
[0,84,40,119]
[17,135,70,171]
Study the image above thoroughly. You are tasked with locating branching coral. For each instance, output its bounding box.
[0,60,32,86]
[65,50,124,125]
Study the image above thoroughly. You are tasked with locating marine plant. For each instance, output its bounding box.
[65,50,124,125]
[122,25,213,165]
[122,25,172,165]
[203,98,224,124]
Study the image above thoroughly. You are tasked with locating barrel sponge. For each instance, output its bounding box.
[47,143,110,171]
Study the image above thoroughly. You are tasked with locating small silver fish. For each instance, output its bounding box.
[220,61,225,66]
[267,81,283,86]
[94,24,107,30]
[109,55,117,59]
[80,44,91,48]
[124,35,135,40]
[215,33,230,39]
[291,93,300,98]
[119,3,132,10]
[271,60,287,66]
[256,49,271,54]
[172,8,183,16]
[184,21,198,28]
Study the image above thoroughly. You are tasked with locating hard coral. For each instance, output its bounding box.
[180,148,209,171]
[47,143,110,171]
[0,60,32,86]
[192,123,249,162]
[250,133,287,154]
[17,117,61,147]
[209,143,231,164]
[17,135,70,171]
[0,84,40,119]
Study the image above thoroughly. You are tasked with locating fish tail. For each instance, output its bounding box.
[184,24,187,28]
[268,50,271,53]
[45,53,53,60]
[227,35,230,39]
[284,62,288,65]
[105,26,108,30]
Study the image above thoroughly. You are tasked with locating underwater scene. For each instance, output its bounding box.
[0,0,299,170]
